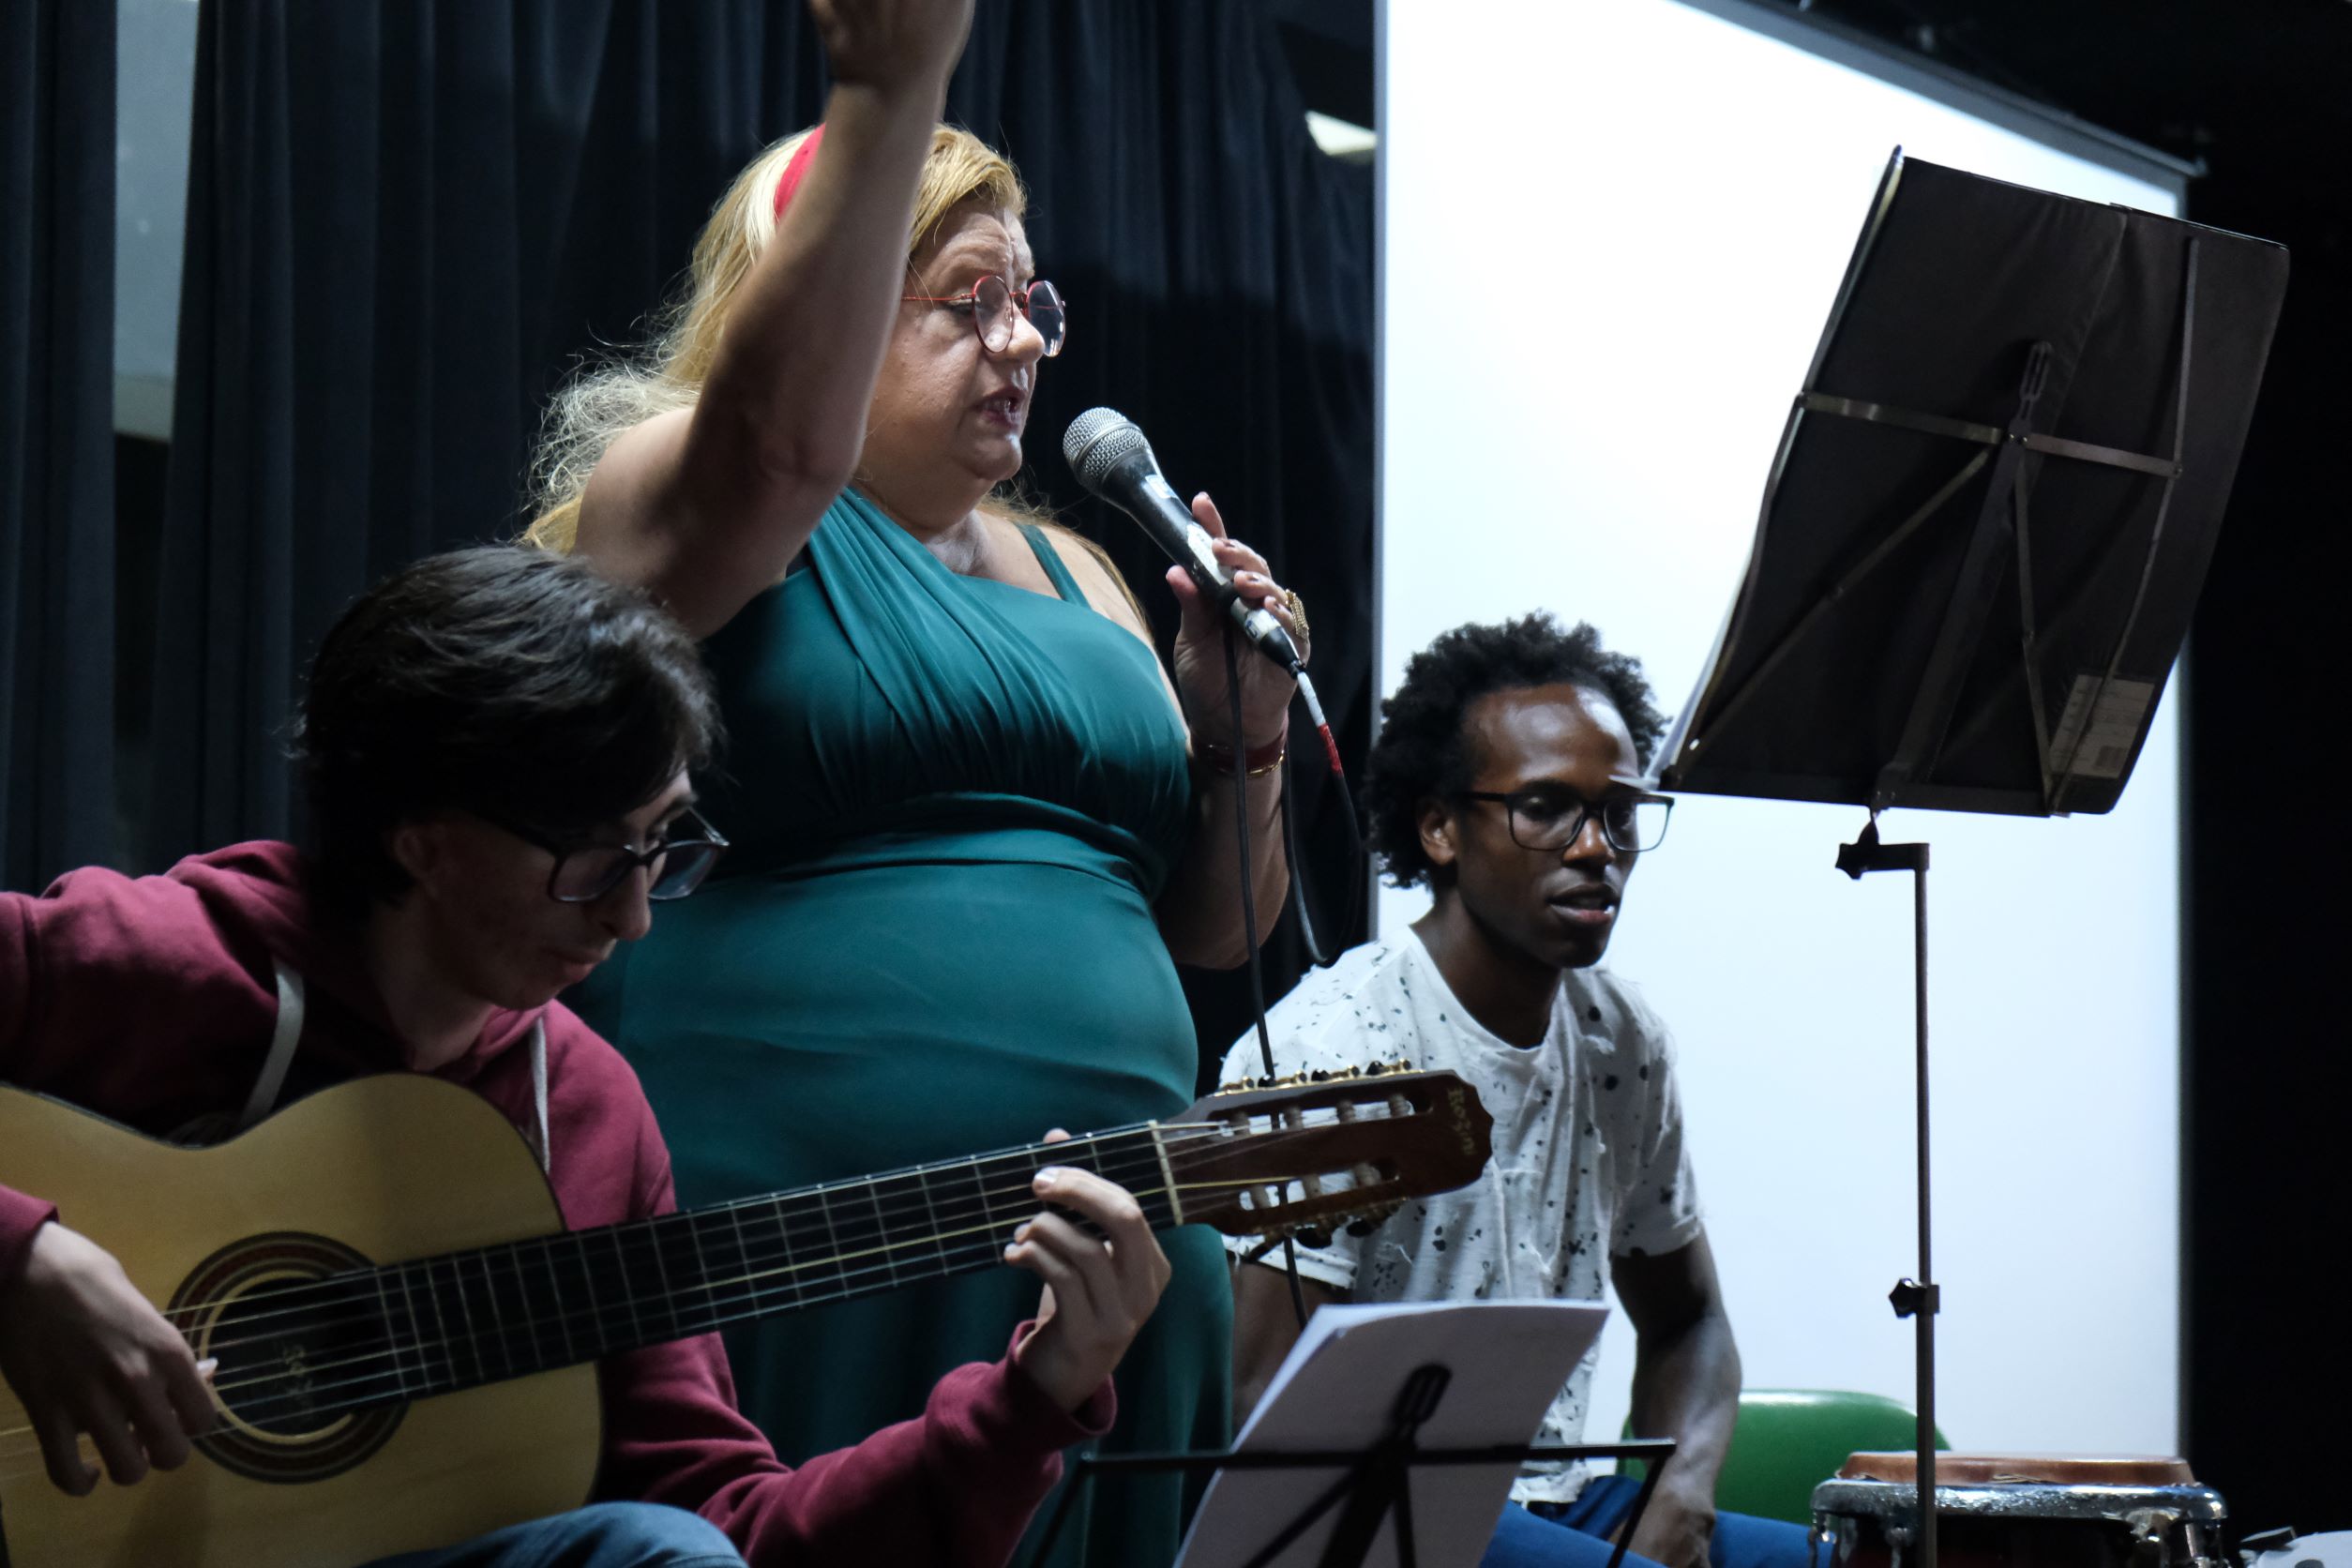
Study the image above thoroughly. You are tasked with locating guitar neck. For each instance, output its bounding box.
[354,1123,1180,1403]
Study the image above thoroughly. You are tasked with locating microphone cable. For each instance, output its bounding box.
[1279,667,1363,971]
[1222,623,1314,1332]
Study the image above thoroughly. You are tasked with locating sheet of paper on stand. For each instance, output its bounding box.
[1175,1300,1612,1568]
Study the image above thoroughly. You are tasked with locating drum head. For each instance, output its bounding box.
[1838,1453,2199,1487]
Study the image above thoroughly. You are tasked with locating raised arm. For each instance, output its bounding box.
[574,0,973,637]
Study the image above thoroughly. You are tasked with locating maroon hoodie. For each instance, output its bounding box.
[0,842,1111,1566]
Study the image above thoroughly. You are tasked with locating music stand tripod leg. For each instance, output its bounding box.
[1301,1364,1450,1568]
[1241,1456,1384,1568]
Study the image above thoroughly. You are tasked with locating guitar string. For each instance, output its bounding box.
[136,1079,1426,1334]
[186,1166,1335,1410]
[0,1108,1410,1421]
[172,1163,1315,1409]
[0,1229,1093,1477]
[173,1148,1189,1384]
[176,1112,1383,1373]
[158,1107,1394,1353]
[142,1120,1234,1332]
[0,1095,1433,1466]
[0,1085,1448,1482]
[0,1153,1172,1466]
[162,1124,1237,1350]
[0,1165,1358,1473]
[0,1209,1038,1474]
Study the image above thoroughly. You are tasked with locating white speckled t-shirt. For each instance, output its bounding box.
[1221,930,1701,1503]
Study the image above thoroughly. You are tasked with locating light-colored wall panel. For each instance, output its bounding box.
[1380,0,2182,1455]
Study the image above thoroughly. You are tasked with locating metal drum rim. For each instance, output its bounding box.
[1810,1480,2228,1526]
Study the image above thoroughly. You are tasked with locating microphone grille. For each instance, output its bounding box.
[1063,406,1153,491]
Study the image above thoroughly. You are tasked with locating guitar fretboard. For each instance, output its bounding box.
[217,1123,1182,1423]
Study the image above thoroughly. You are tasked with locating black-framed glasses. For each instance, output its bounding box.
[490,808,731,904]
[900,274,1068,356]
[1456,787,1674,854]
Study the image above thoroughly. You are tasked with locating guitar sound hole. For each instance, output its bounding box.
[171,1232,406,1484]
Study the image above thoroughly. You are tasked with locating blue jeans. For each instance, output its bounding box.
[360,1501,745,1568]
[1481,1475,1817,1568]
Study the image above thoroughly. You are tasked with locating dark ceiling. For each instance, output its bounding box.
[1274,1,2349,196]
[1269,0,1376,128]
[1786,0,2348,178]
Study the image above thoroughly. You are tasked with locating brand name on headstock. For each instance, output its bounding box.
[1448,1085,1480,1159]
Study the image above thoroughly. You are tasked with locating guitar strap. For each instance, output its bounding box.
[523,1018,550,1173]
[232,961,308,1136]
[225,964,553,1176]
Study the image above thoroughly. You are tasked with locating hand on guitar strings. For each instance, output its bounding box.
[0,1220,218,1495]
[1003,1131,1174,1413]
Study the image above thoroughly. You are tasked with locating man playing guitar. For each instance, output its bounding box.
[0,547,1170,1568]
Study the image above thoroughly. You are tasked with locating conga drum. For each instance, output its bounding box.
[1813,1454,2227,1568]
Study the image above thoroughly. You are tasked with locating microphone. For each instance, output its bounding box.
[1062,407,1304,675]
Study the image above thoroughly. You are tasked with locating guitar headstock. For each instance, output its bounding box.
[1163,1065,1492,1244]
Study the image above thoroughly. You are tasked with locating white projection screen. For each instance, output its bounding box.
[1377,0,2189,1453]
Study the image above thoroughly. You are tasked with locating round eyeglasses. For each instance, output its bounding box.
[490,808,731,904]
[1455,788,1674,855]
[900,275,1067,357]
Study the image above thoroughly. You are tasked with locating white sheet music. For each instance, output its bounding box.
[1176,1301,1611,1568]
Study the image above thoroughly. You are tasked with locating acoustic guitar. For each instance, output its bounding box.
[0,1066,1490,1568]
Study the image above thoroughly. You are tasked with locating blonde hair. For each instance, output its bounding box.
[524,125,1029,552]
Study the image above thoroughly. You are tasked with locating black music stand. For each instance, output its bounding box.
[1025,1369,1676,1568]
[1655,150,2286,1568]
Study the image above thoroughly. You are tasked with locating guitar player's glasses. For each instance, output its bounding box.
[490,808,731,903]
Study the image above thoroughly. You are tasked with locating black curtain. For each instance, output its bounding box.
[150,0,1373,1064]
[2179,166,2352,1525]
[1,0,116,893]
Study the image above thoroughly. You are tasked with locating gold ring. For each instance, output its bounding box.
[1282,587,1309,641]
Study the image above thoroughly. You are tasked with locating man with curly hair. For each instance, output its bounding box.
[1224,613,1810,1568]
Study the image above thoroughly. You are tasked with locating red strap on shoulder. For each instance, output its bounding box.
[770,126,826,222]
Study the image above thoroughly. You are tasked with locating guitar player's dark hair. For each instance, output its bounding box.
[294,546,722,917]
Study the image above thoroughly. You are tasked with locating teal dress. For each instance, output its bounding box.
[577,490,1231,1567]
